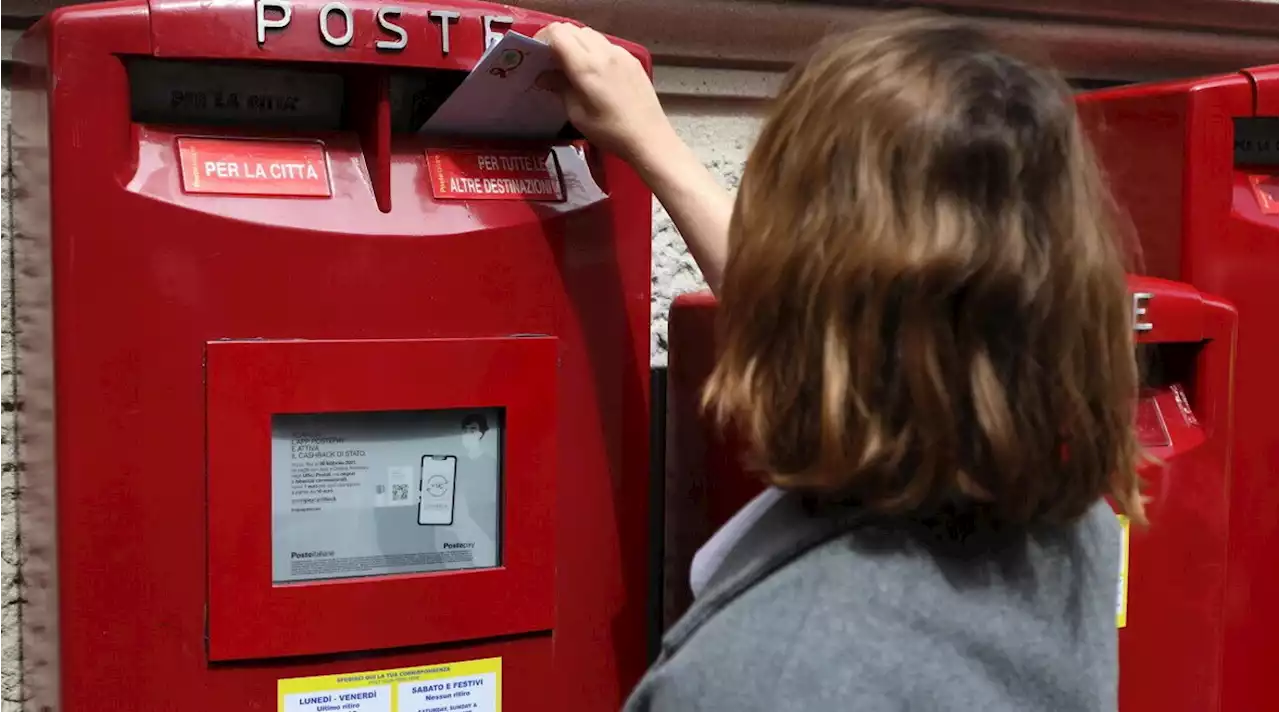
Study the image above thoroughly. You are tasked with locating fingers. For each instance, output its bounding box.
[536,22,594,77]
[574,26,616,56]
[537,22,635,80]
[574,25,639,74]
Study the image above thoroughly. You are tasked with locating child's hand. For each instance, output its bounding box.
[535,22,674,163]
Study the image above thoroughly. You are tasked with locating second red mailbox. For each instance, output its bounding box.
[665,277,1238,712]
[1078,67,1278,712]
[13,1,652,710]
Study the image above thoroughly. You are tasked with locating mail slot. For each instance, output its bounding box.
[11,1,652,710]
[663,276,1237,712]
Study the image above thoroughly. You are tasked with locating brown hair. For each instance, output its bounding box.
[703,12,1145,527]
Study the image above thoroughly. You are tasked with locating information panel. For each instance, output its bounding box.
[271,408,502,583]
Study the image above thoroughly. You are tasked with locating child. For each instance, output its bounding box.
[539,12,1140,711]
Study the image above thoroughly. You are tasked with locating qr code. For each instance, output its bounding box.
[392,484,410,502]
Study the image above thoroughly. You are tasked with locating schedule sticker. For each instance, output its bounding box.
[426,148,564,202]
[177,137,331,197]
[278,657,501,712]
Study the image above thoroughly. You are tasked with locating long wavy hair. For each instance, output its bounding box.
[703,12,1144,527]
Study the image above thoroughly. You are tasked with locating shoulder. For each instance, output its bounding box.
[629,554,839,712]
[1031,500,1122,600]
[627,500,1121,712]
[1077,499,1123,558]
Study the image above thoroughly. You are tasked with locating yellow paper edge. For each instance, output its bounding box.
[1117,515,1130,629]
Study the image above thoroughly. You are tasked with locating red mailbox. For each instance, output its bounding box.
[12,1,652,710]
[664,275,1237,712]
[1079,66,1278,712]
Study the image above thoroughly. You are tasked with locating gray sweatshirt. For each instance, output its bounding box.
[626,492,1121,712]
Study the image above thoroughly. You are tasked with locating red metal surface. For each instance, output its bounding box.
[665,276,1238,712]
[13,1,652,709]
[207,337,558,660]
[1120,278,1236,712]
[662,291,746,625]
[1080,68,1279,712]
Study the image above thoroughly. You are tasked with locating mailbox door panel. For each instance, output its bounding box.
[207,337,558,660]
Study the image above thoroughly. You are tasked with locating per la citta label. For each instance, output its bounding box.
[202,159,322,182]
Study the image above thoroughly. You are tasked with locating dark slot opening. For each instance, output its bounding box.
[647,366,668,662]
[126,58,587,140]
[389,69,467,134]
[1137,342,1200,404]
[389,67,582,140]
[126,57,354,132]
[1234,117,1278,167]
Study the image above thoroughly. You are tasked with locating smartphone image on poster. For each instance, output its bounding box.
[418,455,458,526]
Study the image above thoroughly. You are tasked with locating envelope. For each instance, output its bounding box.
[421,32,568,139]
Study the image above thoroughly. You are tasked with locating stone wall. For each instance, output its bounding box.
[2,74,21,712]
[650,105,763,365]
